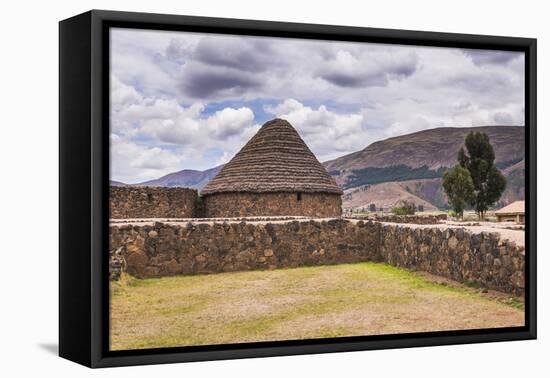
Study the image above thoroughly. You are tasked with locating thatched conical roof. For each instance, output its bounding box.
[201,119,343,195]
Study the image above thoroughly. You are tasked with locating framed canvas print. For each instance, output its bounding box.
[59,10,537,368]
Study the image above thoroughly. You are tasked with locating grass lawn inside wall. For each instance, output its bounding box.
[109,262,524,351]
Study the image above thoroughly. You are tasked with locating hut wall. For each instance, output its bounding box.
[203,192,342,218]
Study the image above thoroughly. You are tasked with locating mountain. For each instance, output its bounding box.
[135,165,224,189]
[499,159,525,205]
[324,126,525,210]
[325,126,524,171]
[110,180,127,187]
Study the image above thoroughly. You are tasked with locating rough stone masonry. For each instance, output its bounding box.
[109,219,524,296]
[110,219,380,277]
[110,186,198,219]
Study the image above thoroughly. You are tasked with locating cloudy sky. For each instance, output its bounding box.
[110,28,525,184]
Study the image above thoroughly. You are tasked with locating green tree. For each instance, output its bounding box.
[442,166,474,218]
[392,200,416,215]
[457,132,507,219]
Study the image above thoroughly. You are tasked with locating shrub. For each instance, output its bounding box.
[392,200,416,215]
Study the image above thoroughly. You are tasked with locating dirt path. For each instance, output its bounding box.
[110,262,524,351]
[110,217,525,247]
[382,220,525,246]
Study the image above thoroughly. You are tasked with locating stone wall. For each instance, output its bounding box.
[368,214,447,224]
[110,186,198,219]
[344,214,447,224]
[379,225,524,295]
[110,219,380,277]
[109,219,524,295]
[203,192,342,218]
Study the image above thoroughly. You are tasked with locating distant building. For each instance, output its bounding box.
[495,201,525,224]
[200,119,343,218]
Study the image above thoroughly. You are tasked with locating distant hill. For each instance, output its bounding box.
[110,180,127,187]
[499,159,525,205]
[325,126,524,183]
[342,179,441,211]
[135,165,224,189]
[323,126,525,210]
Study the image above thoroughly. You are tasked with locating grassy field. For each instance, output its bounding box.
[110,262,524,351]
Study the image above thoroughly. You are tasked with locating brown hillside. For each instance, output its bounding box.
[343,165,524,211]
[324,126,525,172]
[342,180,439,211]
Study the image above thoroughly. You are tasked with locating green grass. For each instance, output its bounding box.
[464,280,482,289]
[110,262,524,351]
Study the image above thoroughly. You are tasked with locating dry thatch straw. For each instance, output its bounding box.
[201,118,343,195]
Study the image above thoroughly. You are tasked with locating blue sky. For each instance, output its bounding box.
[110,28,525,184]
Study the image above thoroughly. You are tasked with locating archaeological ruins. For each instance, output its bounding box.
[200,118,343,218]
[108,118,524,297]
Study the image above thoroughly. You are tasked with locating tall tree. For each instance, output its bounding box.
[442,166,474,218]
[458,132,506,219]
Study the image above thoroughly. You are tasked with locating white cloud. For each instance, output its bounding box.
[317,48,418,88]
[206,107,255,139]
[266,99,365,161]
[111,75,143,111]
[215,151,232,166]
[110,135,183,183]
[130,102,257,146]
[110,77,261,182]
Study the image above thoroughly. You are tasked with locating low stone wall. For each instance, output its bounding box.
[109,219,524,295]
[203,192,342,218]
[110,186,198,219]
[110,219,380,278]
[346,214,447,224]
[379,225,524,295]
[109,247,125,281]
[373,214,447,224]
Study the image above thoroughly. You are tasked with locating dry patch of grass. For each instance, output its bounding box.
[110,263,524,351]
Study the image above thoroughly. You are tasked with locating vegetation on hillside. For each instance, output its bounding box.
[391,200,416,215]
[345,165,446,189]
[325,126,524,178]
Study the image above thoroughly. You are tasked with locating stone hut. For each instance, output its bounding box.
[201,118,343,218]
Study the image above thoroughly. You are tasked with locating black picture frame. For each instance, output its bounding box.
[59,9,537,368]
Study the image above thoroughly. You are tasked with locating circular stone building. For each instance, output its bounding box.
[200,118,343,218]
